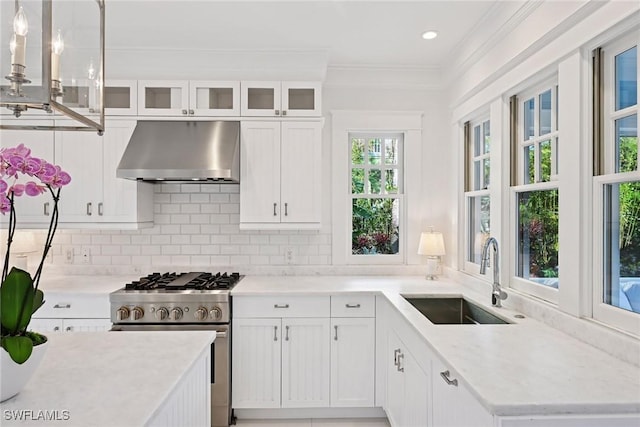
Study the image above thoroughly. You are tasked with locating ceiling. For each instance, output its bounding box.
[105,0,508,69]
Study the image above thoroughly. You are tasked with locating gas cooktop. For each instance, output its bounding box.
[122,272,242,292]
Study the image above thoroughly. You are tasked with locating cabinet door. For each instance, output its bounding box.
[241,81,281,116]
[138,80,189,116]
[232,318,282,408]
[432,360,493,427]
[0,121,55,225]
[28,318,63,333]
[330,318,375,407]
[281,318,330,408]
[100,120,153,224]
[62,318,112,332]
[190,81,240,116]
[103,80,138,115]
[386,332,406,427]
[240,121,281,224]
[281,81,322,117]
[55,127,103,222]
[280,121,321,224]
[404,351,429,427]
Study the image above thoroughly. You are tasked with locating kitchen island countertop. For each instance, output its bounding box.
[0,331,215,426]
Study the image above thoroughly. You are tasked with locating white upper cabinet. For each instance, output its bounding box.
[138,80,240,117]
[102,80,138,115]
[241,81,321,117]
[240,120,322,229]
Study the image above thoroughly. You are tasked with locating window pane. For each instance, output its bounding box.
[540,140,552,182]
[604,181,640,314]
[369,169,382,194]
[474,160,481,191]
[351,168,365,194]
[553,137,559,176]
[474,125,481,157]
[539,89,552,135]
[352,198,400,255]
[615,46,637,111]
[524,145,535,184]
[616,114,638,173]
[483,158,490,189]
[524,98,535,140]
[385,169,399,193]
[385,138,398,165]
[368,139,382,165]
[517,189,559,287]
[351,138,365,165]
[468,195,490,264]
[483,120,490,154]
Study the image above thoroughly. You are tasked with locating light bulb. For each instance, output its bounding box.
[9,34,16,55]
[53,30,64,55]
[87,59,96,80]
[13,6,28,36]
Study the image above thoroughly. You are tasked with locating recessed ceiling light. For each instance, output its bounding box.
[422,30,438,40]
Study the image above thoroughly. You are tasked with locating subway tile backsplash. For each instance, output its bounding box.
[47,184,332,269]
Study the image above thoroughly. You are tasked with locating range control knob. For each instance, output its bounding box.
[209,306,222,321]
[194,307,208,321]
[170,307,184,321]
[155,307,169,321]
[131,306,144,321]
[116,306,130,321]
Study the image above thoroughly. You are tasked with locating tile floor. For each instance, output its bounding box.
[235,418,391,427]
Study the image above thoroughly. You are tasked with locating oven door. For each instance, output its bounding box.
[111,323,230,427]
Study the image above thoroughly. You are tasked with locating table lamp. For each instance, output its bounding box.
[418,229,445,280]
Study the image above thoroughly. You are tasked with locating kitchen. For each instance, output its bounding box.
[0,1,639,426]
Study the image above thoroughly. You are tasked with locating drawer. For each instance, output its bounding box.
[33,293,110,319]
[331,294,375,317]
[233,296,330,318]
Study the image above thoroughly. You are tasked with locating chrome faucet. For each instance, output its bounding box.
[479,237,508,307]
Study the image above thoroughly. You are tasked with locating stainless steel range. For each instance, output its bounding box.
[110,272,242,427]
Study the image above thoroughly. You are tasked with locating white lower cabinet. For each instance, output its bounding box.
[29,317,112,333]
[386,330,429,427]
[432,359,493,427]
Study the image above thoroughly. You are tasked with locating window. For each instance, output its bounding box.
[464,119,490,268]
[593,32,639,331]
[512,80,560,301]
[350,133,403,258]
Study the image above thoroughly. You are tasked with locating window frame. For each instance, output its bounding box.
[511,77,561,304]
[592,31,640,334]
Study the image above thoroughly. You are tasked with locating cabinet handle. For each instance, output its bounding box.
[273,202,277,216]
[189,109,194,115]
[282,110,287,116]
[53,326,60,332]
[274,304,289,309]
[440,370,458,387]
[334,325,338,341]
[345,303,361,308]
[273,326,278,341]
[285,325,290,341]
[86,202,92,216]
[98,202,104,216]
[393,348,400,366]
[397,353,404,372]
[216,331,227,339]
[65,326,73,332]
[54,304,71,309]
[181,109,188,115]
[284,203,288,216]
[275,109,280,116]
[44,202,50,216]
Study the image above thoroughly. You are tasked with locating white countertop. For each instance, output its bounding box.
[35,274,137,295]
[232,275,640,417]
[0,331,215,426]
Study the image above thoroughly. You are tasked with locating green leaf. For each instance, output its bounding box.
[1,335,34,364]
[32,290,44,315]
[0,268,35,333]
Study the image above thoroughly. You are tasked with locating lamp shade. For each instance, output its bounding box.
[417,231,445,256]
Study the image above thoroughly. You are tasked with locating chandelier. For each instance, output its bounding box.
[0,0,105,134]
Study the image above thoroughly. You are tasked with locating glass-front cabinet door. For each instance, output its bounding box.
[241,81,281,117]
[59,80,137,116]
[137,80,189,116]
[190,81,240,116]
[281,81,322,117]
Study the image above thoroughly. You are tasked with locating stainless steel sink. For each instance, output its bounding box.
[403,297,511,325]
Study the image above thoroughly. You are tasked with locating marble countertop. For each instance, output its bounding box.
[0,331,215,426]
[232,275,640,417]
[34,274,137,295]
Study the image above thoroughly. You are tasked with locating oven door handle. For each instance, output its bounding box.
[216,331,228,339]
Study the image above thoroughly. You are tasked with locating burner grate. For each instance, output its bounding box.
[125,272,241,291]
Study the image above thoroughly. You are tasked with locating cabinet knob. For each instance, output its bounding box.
[65,326,73,332]
[282,110,287,116]
[189,109,194,115]
[182,109,188,115]
[275,109,280,116]
[53,326,60,332]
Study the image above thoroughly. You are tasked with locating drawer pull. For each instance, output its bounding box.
[334,325,338,341]
[397,353,404,372]
[44,202,50,216]
[273,326,278,341]
[274,304,289,309]
[273,203,277,216]
[440,370,458,387]
[285,325,290,341]
[345,303,361,308]
[393,348,400,366]
[54,304,71,309]
[86,202,93,216]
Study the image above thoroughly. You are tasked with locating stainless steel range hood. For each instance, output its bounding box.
[117,121,240,182]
